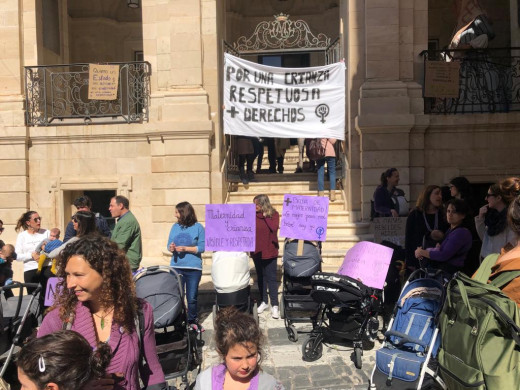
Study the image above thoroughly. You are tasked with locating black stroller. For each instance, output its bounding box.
[134,266,202,386]
[0,283,41,389]
[211,251,258,324]
[280,239,322,342]
[302,272,381,368]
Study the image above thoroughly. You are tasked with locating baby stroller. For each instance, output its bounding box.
[302,272,381,367]
[280,239,322,342]
[134,266,202,386]
[368,270,446,389]
[0,282,41,388]
[211,251,258,324]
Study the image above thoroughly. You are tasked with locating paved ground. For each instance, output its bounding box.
[177,297,383,390]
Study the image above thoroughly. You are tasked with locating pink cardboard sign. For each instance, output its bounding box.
[44,277,62,306]
[279,194,329,241]
[205,204,256,251]
[337,241,393,290]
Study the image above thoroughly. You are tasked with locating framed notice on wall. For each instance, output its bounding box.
[424,60,460,98]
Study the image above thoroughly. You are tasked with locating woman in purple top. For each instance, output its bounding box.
[38,235,166,390]
[415,198,473,275]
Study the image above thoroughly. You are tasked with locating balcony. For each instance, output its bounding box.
[422,48,520,115]
[24,62,151,126]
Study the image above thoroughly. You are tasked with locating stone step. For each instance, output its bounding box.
[229,189,338,202]
[229,197,346,212]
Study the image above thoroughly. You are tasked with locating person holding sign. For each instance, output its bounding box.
[167,201,206,331]
[415,199,472,276]
[251,194,280,319]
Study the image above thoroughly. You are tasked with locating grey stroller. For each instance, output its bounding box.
[134,266,202,386]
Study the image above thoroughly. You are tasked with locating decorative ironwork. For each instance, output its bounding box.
[422,48,520,114]
[24,61,151,126]
[233,13,331,53]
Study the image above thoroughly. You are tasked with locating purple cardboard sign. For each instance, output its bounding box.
[205,204,256,251]
[279,194,329,241]
[337,241,393,290]
[44,277,62,306]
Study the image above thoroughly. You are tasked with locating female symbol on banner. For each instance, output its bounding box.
[315,104,330,123]
[316,226,325,240]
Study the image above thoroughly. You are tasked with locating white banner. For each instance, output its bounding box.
[223,53,345,140]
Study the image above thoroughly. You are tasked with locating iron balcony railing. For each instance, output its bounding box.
[24,61,151,126]
[422,47,520,114]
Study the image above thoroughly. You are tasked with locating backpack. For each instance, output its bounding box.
[306,138,327,161]
[438,261,520,390]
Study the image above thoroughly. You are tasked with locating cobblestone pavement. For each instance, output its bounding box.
[189,304,383,390]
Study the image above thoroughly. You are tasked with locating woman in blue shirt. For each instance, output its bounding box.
[167,201,205,331]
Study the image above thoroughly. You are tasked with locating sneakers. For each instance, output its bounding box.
[257,301,268,314]
[271,306,279,319]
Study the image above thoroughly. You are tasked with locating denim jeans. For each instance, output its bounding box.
[253,257,279,306]
[317,156,336,191]
[174,268,202,323]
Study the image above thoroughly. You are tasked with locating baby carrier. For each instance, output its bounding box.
[280,239,321,342]
[302,272,381,368]
[369,270,446,389]
[211,251,258,324]
[134,266,202,386]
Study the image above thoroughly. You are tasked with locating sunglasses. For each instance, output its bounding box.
[32,217,42,222]
[71,217,78,222]
[485,193,496,198]
[0,228,4,232]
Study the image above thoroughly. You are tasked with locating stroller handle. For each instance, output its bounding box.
[384,329,429,349]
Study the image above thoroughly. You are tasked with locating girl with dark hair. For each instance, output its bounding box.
[14,210,50,290]
[194,307,285,390]
[475,177,520,259]
[251,194,280,319]
[415,198,473,275]
[38,235,166,390]
[373,168,403,217]
[405,185,449,272]
[167,201,205,330]
[17,330,112,390]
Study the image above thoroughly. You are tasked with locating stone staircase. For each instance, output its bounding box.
[202,145,373,273]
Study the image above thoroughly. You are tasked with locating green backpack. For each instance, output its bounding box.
[438,254,520,390]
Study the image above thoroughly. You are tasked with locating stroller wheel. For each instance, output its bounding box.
[302,336,322,362]
[287,325,298,342]
[353,346,363,369]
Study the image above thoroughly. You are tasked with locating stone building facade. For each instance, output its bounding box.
[1,0,519,264]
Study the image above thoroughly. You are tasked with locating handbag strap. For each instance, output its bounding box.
[490,270,520,289]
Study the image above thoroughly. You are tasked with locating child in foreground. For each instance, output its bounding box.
[194,307,285,390]
[17,330,112,390]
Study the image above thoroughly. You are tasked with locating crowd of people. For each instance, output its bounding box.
[0,192,286,389]
[374,169,520,282]
[4,169,520,389]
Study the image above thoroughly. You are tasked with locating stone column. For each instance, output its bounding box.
[0,0,29,243]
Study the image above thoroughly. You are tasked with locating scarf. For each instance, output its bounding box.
[484,207,507,236]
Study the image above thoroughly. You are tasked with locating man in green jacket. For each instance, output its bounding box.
[109,195,142,271]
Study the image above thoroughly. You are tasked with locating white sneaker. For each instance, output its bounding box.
[271,306,279,319]
[257,302,268,314]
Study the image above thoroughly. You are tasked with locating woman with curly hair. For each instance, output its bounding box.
[17,330,112,390]
[251,194,280,319]
[37,235,166,390]
[167,201,205,331]
[194,307,285,389]
[475,177,520,259]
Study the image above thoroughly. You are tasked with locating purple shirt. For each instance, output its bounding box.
[38,300,165,390]
[428,227,472,268]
